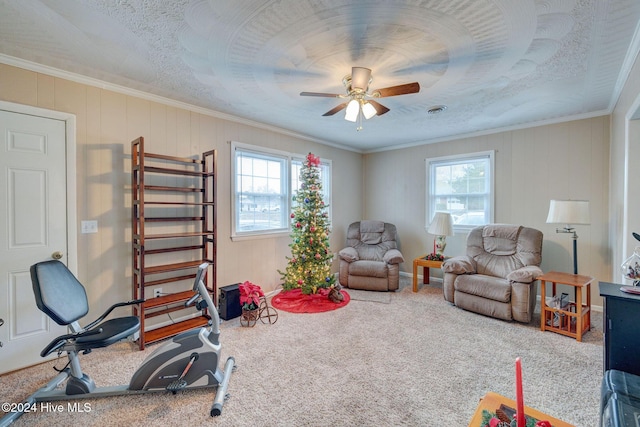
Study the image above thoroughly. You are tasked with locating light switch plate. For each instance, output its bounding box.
[81,220,98,234]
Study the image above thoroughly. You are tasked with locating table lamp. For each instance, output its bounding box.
[428,212,454,256]
[546,199,590,274]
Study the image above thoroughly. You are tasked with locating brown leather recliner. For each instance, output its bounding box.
[338,220,404,291]
[442,224,543,323]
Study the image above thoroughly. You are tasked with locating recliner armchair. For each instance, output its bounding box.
[338,220,404,291]
[442,224,543,323]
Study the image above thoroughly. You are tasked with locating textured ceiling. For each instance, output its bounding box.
[1,0,639,151]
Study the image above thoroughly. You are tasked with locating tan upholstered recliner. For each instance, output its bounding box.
[442,224,543,323]
[338,220,404,291]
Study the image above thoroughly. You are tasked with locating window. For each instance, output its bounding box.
[426,151,494,231]
[232,144,289,238]
[231,143,332,239]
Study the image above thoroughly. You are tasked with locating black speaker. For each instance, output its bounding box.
[218,283,241,320]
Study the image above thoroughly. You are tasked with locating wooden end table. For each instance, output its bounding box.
[467,392,574,427]
[539,271,593,342]
[412,255,444,292]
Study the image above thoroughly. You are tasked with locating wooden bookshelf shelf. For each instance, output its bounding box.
[131,136,217,350]
[144,316,211,345]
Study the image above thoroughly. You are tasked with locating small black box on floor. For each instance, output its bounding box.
[219,283,241,320]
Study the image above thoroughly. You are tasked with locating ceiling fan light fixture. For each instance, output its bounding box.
[351,67,372,91]
[301,66,419,128]
[362,101,377,120]
[345,99,359,122]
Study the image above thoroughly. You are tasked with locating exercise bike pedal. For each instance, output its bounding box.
[166,379,188,394]
[165,351,199,394]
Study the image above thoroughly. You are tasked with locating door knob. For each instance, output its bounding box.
[0,318,3,347]
[52,251,63,260]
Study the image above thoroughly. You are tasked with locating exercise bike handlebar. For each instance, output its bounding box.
[193,262,221,335]
[84,299,145,331]
[40,327,104,357]
[185,292,200,308]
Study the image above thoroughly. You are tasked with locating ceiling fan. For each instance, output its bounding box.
[300,67,420,130]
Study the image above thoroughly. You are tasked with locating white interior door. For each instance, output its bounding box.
[0,109,69,374]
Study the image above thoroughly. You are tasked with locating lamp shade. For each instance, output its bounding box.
[428,212,454,236]
[351,67,371,90]
[345,99,359,122]
[546,200,590,225]
[361,101,377,119]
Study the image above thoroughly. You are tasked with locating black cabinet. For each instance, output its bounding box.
[600,282,640,376]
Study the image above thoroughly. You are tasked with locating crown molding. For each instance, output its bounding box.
[0,54,362,154]
[1,52,621,156]
[365,110,611,154]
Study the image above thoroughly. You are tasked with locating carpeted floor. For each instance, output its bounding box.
[0,278,602,426]
[344,288,392,304]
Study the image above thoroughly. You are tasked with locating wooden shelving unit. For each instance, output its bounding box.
[131,136,216,350]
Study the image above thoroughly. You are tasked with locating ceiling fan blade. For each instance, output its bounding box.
[322,102,348,116]
[351,67,371,90]
[300,92,342,97]
[367,100,390,116]
[373,82,420,97]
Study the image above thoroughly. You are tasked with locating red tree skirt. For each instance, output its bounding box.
[271,288,350,314]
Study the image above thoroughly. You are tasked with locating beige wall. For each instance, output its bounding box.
[364,116,611,306]
[0,63,363,320]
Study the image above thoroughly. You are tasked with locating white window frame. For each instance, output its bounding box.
[231,142,333,240]
[231,142,290,240]
[425,151,495,232]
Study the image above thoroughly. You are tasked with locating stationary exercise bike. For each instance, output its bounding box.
[0,261,235,426]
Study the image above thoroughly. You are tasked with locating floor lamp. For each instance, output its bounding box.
[546,200,590,274]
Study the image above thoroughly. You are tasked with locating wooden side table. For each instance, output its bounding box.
[467,392,574,427]
[539,271,593,342]
[412,255,443,292]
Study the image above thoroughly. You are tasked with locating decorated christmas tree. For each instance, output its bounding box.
[280,153,336,294]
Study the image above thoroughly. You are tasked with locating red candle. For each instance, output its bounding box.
[516,357,525,427]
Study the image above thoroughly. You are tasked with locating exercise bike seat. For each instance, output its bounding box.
[74,317,139,348]
[40,316,140,357]
[31,260,141,357]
